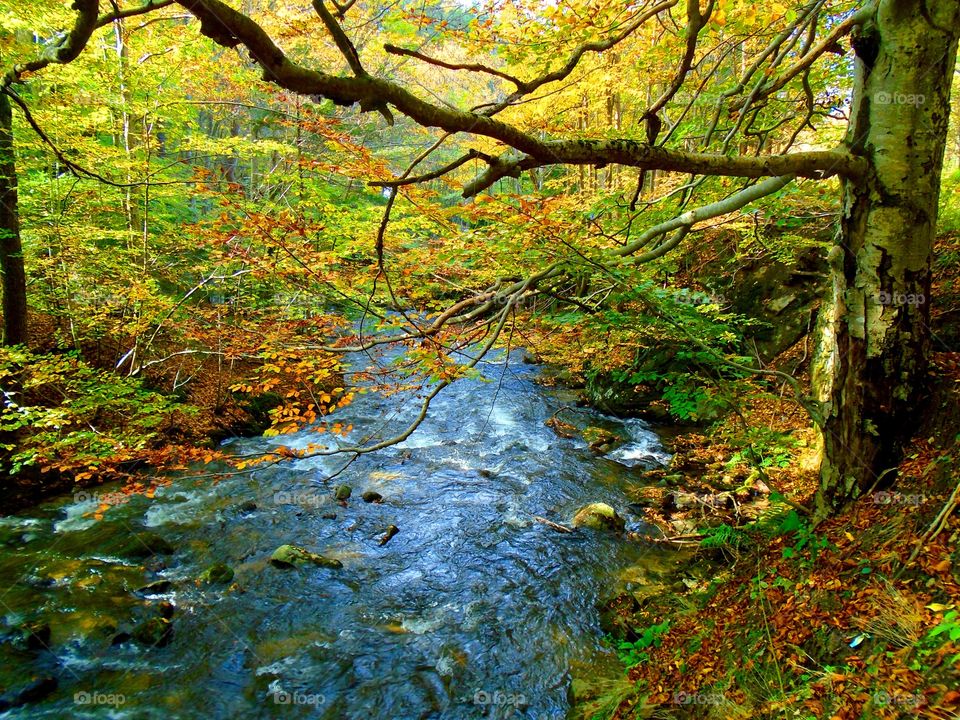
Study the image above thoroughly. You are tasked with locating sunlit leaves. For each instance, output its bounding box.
[0,347,182,477]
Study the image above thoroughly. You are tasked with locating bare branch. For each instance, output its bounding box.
[95,0,176,29]
[756,3,875,101]
[645,0,712,119]
[369,150,487,188]
[489,0,677,112]
[387,1,676,110]
[383,45,525,89]
[301,301,515,458]
[330,0,357,20]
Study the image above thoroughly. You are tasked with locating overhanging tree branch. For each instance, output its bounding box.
[168,0,867,194]
[461,145,861,197]
[382,45,526,90]
[2,0,99,89]
[616,174,795,260]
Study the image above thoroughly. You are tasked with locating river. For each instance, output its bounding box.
[0,347,672,719]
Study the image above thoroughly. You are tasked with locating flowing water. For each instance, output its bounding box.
[0,348,673,719]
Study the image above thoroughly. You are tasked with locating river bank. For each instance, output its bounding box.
[0,314,346,515]
[571,352,960,719]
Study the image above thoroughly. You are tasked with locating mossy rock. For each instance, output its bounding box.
[269,544,342,570]
[572,503,625,532]
[581,426,625,453]
[198,563,234,585]
[132,617,172,647]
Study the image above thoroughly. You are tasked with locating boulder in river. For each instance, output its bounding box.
[361,491,382,503]
[3,620,51,651]
[572,503,625,532]
[198,563,234,585]
[269,545,342,569]
[583,427,624,454]
[378,525,399,546]
[333,485,352,501]
[132,617,172,648]
[135,580,173,595]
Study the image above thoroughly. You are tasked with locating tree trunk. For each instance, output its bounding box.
[813,0,960,518]
[0,93,28,347]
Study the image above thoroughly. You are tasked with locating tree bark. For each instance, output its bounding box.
[813,0,960,518]
[0,92,27,346]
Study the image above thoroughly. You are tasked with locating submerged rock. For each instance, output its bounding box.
[269,545,342,569]
[0,676,58,710]
[3,620,51,651]
[135,580,173,594]
[132,617,172,647]
[572,503,625,532]
[198,563,234,585]
[114,532,174,559]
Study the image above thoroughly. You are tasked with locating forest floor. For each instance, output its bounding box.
[584,350,960,720]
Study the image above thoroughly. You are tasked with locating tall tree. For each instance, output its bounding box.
[0,91,26,346]
[813,1,960,516]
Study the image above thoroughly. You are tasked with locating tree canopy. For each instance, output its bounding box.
[0,0,958,518]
